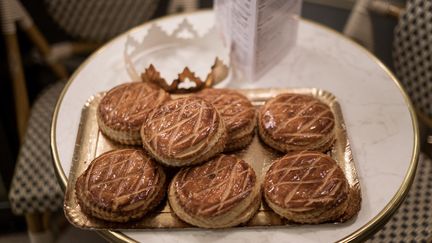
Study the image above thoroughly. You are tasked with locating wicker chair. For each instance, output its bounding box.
[5,1,168,242]
[365,0,432,241]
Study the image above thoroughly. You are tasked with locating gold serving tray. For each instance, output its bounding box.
[64,88,361,230]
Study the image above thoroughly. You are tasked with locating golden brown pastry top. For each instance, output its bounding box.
[259,93,335,148]
[76,149,164,212]
[98,82,170,131]
[142,96,221,159]
[172,154,256,217]
[196,89,255,135]
[264,151,348,213]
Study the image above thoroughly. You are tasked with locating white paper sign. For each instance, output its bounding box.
[215,0,301,81]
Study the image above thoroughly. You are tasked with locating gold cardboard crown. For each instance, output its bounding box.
[124,19,229,93]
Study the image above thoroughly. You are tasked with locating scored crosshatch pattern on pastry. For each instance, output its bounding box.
[273,101,332,137]
[98,83,169,131]
[216,103,252,130]
[64,88,361,229]
[196,89,256,151]
[75,149,167,224]
[144,97,219,158]
[208,97,251,130]
[197,89,255,132]
[174,155,256,216]
[80,150,160,206]
[265,96,333,138]
[259,94,335,152]
[265,152,347,212]
[198,90,255,131]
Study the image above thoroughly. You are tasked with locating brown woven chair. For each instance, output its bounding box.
[364,0,432,242]
[4,1,173,242]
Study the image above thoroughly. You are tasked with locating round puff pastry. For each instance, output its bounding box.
[141,96,227,167]
[196,88,256,151]
[97,82,170,145]
[258,93,335,153]
[168,154,261,228]
[263,151,349,224]
[75,149,166,223]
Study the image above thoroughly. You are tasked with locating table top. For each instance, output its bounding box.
[51,10,419,243]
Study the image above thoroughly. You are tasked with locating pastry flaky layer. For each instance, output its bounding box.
[75,149,166,223]
[196,88,256,151]
[168,154,261,228]
[97,82,170,145]
[141,96,227,167]
[263,151,349,224]
[258,93,335,153]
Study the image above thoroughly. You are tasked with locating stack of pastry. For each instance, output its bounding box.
[74,81,351,227]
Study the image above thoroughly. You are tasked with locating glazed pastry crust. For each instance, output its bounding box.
[75,149,166,222]
[263,151,349,224]
[168,154,261,228]
[197,89,256,151]
[97,82,170,145]
[258,93,335,153]
[141,96,227,167]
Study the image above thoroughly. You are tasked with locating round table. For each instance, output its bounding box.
[51,10,419,243]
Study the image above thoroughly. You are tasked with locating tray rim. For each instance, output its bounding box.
[50,10,420,243]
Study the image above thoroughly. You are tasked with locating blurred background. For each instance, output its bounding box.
[2,0,430,242]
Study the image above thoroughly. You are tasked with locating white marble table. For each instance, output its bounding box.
[51,10,419,243]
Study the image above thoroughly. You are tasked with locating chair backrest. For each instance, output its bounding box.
[43,0,161,42]
[393,0,432,126]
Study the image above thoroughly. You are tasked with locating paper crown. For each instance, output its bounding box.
[124,18,229,93]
